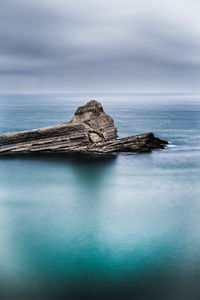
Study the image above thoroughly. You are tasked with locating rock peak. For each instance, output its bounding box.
[72,100,117,141]
[74,100,104,117]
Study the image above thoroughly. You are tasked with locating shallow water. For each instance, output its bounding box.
[0,94,200,300]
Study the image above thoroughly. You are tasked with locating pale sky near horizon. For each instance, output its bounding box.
[1,0,200,94]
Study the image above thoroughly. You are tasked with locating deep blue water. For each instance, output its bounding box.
[0,94,200,300]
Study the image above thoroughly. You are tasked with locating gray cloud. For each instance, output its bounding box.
[0,0,200,93]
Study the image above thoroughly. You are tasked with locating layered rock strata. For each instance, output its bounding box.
[0,100,168,155]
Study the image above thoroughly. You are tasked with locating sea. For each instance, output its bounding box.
[0,93,199,300]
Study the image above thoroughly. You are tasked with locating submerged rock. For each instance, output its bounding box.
[0,100,168,155]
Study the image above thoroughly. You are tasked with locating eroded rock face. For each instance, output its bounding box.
[0,100,168,155]
[71,100,118,141]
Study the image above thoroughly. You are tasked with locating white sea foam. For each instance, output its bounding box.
[167,144,178,148]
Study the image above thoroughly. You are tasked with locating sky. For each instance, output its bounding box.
[0,0,200,94]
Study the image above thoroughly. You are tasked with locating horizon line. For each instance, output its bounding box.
[0,92,199,96]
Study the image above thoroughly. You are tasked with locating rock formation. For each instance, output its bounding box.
[0,100,168,155]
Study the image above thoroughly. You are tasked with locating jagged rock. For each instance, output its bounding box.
[0,100,168,155]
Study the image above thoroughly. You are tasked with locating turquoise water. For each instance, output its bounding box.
[0,94,200,300]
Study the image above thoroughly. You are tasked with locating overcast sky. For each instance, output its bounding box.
[1,0,200,93]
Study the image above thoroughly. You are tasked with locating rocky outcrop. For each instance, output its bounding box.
[0,100,168,155]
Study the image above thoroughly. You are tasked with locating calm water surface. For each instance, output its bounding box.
[0,94,199,300]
